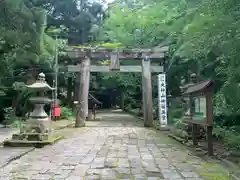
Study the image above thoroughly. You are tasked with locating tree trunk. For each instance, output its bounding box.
[120,91,125,109]
[67,76,73,106]
[26,68,37,85]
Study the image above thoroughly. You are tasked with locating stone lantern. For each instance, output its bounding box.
[25,72,54,134]
[3,73,63,147]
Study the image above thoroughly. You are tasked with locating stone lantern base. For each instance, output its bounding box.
[3,135,63,148]
[12,133,49,141]
[3,116,63,148]
[25,116,51,134]
[3,103,64,148]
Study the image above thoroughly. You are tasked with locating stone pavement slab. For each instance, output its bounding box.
[0,128,19,144]
[0,110,237,180]
[0,147,34,168]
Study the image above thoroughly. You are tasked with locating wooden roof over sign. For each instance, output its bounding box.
[183,80,213,95]
[66,45,169,60]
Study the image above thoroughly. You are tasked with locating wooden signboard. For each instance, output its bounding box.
[182,80,214,156]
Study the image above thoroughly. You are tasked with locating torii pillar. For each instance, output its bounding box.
[142,56,153,127]
[75,56,91,127]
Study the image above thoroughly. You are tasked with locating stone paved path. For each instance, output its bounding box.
[0,110,233,179]
[0,147,34,168]
[0,127,19,144]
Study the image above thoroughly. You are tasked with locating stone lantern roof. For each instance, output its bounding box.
[26,72,55,91]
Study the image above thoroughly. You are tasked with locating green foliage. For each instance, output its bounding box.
[57,106,75,120]
[100,42,122,48]
[168,98,185,124]
[225,134,240,150]
[213,125,240,150]
[34,0,105,44]
[0,0,106,126]
[3,107,15,125]
[101,0,240,151]
[172,118,185,130]
[0,0,56,67]
[0,0,58,125]
[102,0,240,112]
[90,71,142,109]
[0,86,7,96]
[9,119,24,129]
[2,107,23,127]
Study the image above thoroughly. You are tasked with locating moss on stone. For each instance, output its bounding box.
[115,172,124,179]
[115,172,131,179]
[115,159,119,168]
[198,172,229,180]
[70,42,123,49]
[3,136,64,148]
[198,162,230,180]
[200,162,217,169]
[181,159,188,163]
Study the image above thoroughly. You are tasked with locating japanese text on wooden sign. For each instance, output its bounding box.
[158,74,168,127]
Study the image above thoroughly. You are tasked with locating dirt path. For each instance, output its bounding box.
[0,110,236,179]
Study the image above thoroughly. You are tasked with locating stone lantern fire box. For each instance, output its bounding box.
[4,73,63,148]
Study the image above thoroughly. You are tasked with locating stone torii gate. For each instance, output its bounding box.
[66,46,168,127]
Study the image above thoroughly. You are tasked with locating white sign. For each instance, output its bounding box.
[158,73,168,127]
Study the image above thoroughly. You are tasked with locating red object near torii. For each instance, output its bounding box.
[52,104,61,119]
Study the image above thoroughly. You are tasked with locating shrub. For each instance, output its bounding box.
[173,118,186,130]
[213,125,240,150]
[168,107,185,124]
[225,134,240,150]
[2,107,23,128]
[57,106,75,120]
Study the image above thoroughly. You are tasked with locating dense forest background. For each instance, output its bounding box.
[1,0,240,151]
